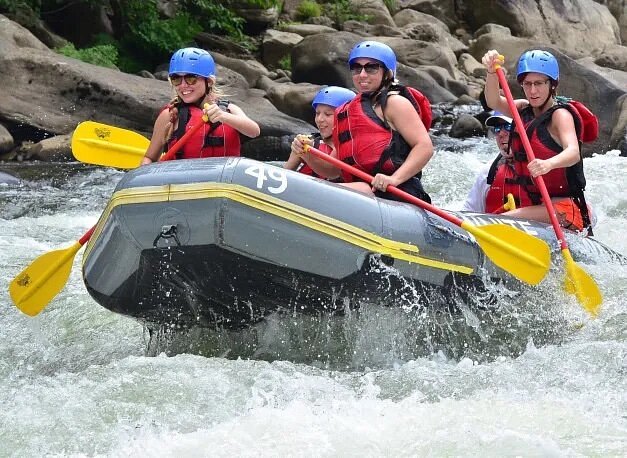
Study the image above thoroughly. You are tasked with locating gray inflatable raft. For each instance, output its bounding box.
[82,157,624,328]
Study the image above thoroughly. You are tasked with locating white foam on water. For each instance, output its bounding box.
[1,144,625,456]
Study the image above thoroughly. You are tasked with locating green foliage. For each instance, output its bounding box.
[0,0,102,15]
[322,0,370,27]
[382,0,397,14]
[1,0,279,73]
[242,0,281,8]
[56,42,118,68]
[0,0,50,15]
[116,0,201,70]
[278,54,291,71]
[296,1,322,21]
[182,0,246,40]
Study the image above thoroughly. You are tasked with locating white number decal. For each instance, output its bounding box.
[244,164,267,188]
[267,168,287,194]
[244,164,287,194]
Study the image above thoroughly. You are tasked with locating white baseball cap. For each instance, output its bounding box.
[485,111,513,127]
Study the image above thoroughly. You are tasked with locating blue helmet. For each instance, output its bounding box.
[312,86,355,109]
[169,47,216,78]
[516,50,559,82]
[348,40,396,76]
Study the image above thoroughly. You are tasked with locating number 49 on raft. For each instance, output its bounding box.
[244,164,288,194]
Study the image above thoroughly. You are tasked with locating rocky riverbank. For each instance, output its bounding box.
[0,0,626,163]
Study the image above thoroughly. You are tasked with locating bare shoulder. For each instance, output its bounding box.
[550,106,577,129]
[385,92,414,111]
[155,108,171,122]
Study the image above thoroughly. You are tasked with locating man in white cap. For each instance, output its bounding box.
[462,112,514,213]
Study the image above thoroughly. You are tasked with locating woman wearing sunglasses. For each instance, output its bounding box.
[292,40,433,202]
[481,49,595,233]
[141,47,260,165]
[285,85,355,178]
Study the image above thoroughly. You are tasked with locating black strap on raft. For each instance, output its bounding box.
[153,224,181,248]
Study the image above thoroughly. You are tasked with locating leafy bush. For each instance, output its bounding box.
[322,0,370,27]
[382,0,397,14]
[0,0,39,14]
[181,0,246,40]
[56,43,119,68]
[114,0,201,72]
[1,0,280,72]
[278,54,291,71]
[296,0,322,21]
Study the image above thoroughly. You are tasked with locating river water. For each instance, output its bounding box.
[1,127,626,456]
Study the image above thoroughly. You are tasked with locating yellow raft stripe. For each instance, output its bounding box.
[87,183,473,274]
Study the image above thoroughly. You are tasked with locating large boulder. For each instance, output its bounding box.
[471,33,626,154]
[0,15,313,161]
[0,124,14,154]
[592,0,627,43]
[397,0,458,29]
[350,0,396,27]
[460,0,620,57]
[291,31,458,103]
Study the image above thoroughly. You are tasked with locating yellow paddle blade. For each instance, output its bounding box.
[461,222,551,285]
[71,121,149,169]
[9,242,82,316]
[562,249,602,316]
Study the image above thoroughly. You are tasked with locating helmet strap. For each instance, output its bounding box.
[536,93,555,113]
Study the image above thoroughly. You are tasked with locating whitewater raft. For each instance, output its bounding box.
[82,157,623,328]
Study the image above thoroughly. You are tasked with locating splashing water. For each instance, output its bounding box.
[1,141,625,455]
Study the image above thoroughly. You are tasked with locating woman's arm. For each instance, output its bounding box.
[382,94,433,186]
[206,102,261,138]
[481,50,528,115]
[527,108,581,177]
[141,110,170,165]
[462,166,490,213]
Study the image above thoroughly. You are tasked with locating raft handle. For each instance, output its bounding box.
[153,224,181,248]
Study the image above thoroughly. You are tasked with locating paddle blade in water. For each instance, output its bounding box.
[462,222,551,285]
[71,121,149,169]
[562,249,602,316]
[9,242,82,316]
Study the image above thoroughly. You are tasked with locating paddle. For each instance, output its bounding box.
[303,144,551,285]
[72,121,150,169]
[495,61,602,315]
[9,116,207,316]
[72,109,210,168]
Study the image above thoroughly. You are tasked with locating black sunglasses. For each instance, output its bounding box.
[490,124,513,134]
[349,63,382,75]
[169,74,199,86]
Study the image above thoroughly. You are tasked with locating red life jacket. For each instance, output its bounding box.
[510,100,595,202]
[505,98,597,230]
[164,102,241,159]
[298,133,332,178]
[332,85,432,183]
[485,158,534,213]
